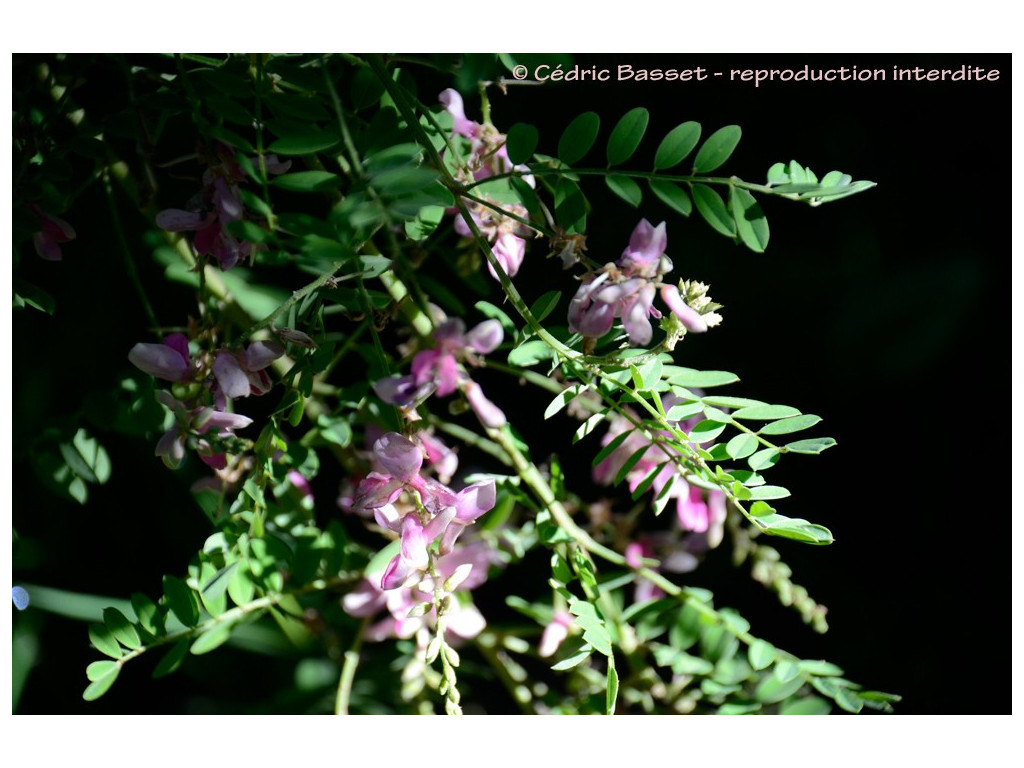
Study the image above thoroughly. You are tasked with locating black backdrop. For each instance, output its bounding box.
[11,52,1011,714]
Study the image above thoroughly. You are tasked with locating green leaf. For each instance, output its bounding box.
[746,485,791,500]
[369,166,440,197]
[103,607,141,650]
[574,412,605,443]
[591,429,631,467]
[268,130,341,155]
[613,445,651,487]
[649,179,692,216]
[759,414,822,435]
[507,339,552,367]
[606,107,649,166]
[748,448,781,471]
[152,639,189,678]
[13,278,56,314]
[730,187,770,253]
[583,625,613,657]
[605,174,642,207]
[606,663,619,715]
[799,659,845,676]
[693,125,741,173]
[88,624,122,660]
[190,623,234,655]
[774,659,801,683]
[131,593,161,636]
[691,184,736,237]
[755,671,806,703]
[688,420,727,443]
[753,515,834,545]
[700,395,766,410]
[86,660,119,682]
[271,171,342,192]
[227,561,255,606]
[544,385,585,420]
[654,121,701,170]
[163,575,199,627]
[82,663,120,701]
[59,428,111,485]
[718,701,762,715]
[558,111,600,165]
[551,643,593,671]
[779,695,831,715]
[665,400,703,421]
[530,290,561,323]
[667,367,738,388]
[785,437,837,455]
[505,122,539,165]
[554,177,587,234]
[835,687,864,713]
[748,639,777,671]
[733,404,801,421]
[725,433,759,460]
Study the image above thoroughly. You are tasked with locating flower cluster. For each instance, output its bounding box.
[350,432,497,591]
[155,142,290,270]
[128,332,284,470]
[373,310,507,429]
[569,219,716,346]
[440,89,533,280]
[343,541,496,642]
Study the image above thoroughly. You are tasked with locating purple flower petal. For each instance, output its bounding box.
[466,320,504,355]
[373,432,423,482]
[456,480,496,524]
[660,285,707,333]
[129,341,190,382]
[213,351,251,398]
[244,339,285,371]
[156,209,207,232]
[463,381,507,428]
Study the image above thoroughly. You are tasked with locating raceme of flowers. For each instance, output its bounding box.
[441,88,533,281]
[373,309,507,429]
[128,331,284,470]
[155,141,290,270]
[568,219,715,346]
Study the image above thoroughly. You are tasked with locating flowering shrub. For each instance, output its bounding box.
[12,53,899,715]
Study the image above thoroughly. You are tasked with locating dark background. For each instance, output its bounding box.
[11,53,1011,714]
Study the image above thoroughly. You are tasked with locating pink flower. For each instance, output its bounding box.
[212,339,283,399]
[350,432,498,591]
[569,219,709,346]
[372,313,505,426]
[156,143,290,270]
[539,610,574,657]
[30,205,76,261]
[128,333,192,382]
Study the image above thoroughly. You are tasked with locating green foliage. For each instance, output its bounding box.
[13,52,887,716]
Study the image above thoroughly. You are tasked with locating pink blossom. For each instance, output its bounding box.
[539,610,574,657]
[129,333,192,382]
[569,219,710,346]
[30,205,76,261]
